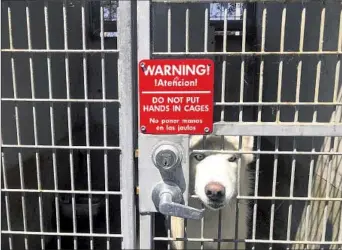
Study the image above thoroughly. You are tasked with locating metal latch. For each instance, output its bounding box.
[152,182,204,220]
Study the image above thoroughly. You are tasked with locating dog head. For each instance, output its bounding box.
[189,135,254,210]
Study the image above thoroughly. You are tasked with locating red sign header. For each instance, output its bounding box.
[138,59,214,135]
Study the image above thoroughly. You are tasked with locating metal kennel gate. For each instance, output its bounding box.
[1,1,342,250]
[137,0,342,250]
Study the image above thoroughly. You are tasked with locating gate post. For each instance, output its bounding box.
[137,1,154,248]
[118,0,136,248]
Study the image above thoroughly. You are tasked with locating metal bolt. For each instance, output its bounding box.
[204,127,210,133]
[141,126,146,132]
[140,62,145,68]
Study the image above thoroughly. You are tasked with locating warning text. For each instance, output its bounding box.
[139,59,214,135]
[142,96,209,113]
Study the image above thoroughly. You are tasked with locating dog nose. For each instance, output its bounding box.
[205,182,225,201]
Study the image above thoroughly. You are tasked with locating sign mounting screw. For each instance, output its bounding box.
[140,62,145,68]
[204,127,210,133]
[141,126,146,133]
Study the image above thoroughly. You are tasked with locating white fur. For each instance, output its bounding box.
[170,135,254,249]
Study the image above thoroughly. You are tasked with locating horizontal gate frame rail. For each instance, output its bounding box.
[213,122,342,136]
[1,231,122,238]
[153,0,341,3]
[191,195,342,202]
[2,49,341,55]
[152,237,342,246]
[1,49,119,53]
[153,51,342,56]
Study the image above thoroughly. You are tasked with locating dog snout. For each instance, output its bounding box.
[205,182,225,201]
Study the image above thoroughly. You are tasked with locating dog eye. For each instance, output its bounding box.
[228,154,238,162]
[193,153,205,161]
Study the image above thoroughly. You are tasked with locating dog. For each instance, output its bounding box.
[170,135,254,249]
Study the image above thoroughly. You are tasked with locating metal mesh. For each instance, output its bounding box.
[1,0,135,249]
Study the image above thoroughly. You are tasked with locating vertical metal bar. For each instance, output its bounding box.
[167,5,171,53]
[276,58,283,123]
[223,7,228,52]
[276,6,286,122]
[62,1,77,248]
[99,3,111,249]
[261,6,267,53]
[25,3,45,249]
[184,216,188,250]
[137,0,153,248]
[140,214,153,249]
[313,61,322,123]
[81,1,93,249]
[185,8,189,53]
[234,137,243,250]
[337,9,342,247]
[216,137,226,250]
[118,2,137,248]
[313,6,326,123]
[251,136,261,249]
[269,137,279,244]
[201,139,206,250]
[293,6,305,167]
[7,4,29,249]
[299,7,306,53]
[200,202,205,250]
[204,7,208,53]
[220,60,227,121]
[217,210,222,250]
[241,5,247,53]
[286,138,297,247]
[220,7,228,122]
[294,61,302,123]
[279,6,286,53]
[304,138,315,249]
[2,153,13,250]
[239,6,247,122]
[44,2,61,248]
[321,137,334,243]
[201,138,206,249]
[338,141,342,246]
[258,6,267,122]
[339,9,342,53]
[333,61,340,124]
[318,6,326,53]
[167,216,171,250]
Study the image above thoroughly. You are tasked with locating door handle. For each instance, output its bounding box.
[152,182,204,220]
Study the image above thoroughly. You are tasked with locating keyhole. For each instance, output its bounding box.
[154,148,179,170]
[163,158,169,167]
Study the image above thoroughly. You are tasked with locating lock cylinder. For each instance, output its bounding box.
[152,143,182,171]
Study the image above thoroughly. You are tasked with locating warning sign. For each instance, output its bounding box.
[138,59,214,135]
